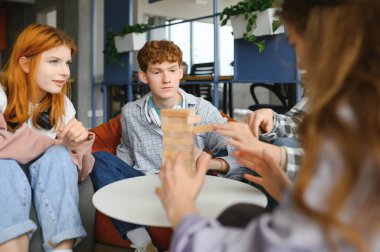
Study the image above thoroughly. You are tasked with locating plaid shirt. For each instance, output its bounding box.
[260,97,309,180]
[116,90,241,177]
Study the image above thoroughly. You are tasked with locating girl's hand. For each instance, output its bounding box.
[214,122,261,153]
[214,122,282,167]
[58,118,89,145]
[156,152,211,228]
[234,150,292,202]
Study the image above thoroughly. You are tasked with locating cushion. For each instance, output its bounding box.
[90,115,122,154]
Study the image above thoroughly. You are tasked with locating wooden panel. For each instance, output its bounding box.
[0,8,5,51]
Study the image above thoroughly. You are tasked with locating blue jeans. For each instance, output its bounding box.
[90,151,145,239]
[272,137,299,148]
[0,145,86,252]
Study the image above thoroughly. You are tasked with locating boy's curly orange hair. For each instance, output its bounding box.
[137,40,182,72]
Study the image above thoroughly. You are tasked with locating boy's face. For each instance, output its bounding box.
[139,61,183,101]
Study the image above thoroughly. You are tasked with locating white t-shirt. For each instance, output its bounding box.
[0,84,76,139]
[0,84,6,112]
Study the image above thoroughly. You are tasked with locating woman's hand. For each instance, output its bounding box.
[234,150,292,202]
[214,122,288,200]
[214,122,282,166]
[244,109,274,137]
[156,152,211,228]
[214,122,261,153]
[58,118,89,145]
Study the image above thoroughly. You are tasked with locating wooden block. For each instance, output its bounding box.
[162,117,188,124]
[163,144,193,152]
[161,108,199,175]
[188,115,202,124]
[193,124,214,133]
[161,123,194,131]
[162,131,193,139]
[162,151,194,161]
[161,109,194,118]
[163,137,194,145]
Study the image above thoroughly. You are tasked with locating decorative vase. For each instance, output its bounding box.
[114,32,147,53]
[230,7,284,38]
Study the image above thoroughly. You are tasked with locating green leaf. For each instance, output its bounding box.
[272,20,282,32]
[255,40,265,53]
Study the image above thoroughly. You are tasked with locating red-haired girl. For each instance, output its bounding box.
[0,24,94,252]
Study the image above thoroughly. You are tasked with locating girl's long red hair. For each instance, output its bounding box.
[0,23,77,131]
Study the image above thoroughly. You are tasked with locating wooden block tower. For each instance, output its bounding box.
[161,108,212,174]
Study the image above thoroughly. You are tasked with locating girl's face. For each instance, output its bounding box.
[35,45,72,102]
[286,22,307,70]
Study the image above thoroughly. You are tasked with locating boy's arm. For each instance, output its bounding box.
[266,97,309,138]
[116,111,134,166]
[196,100,241,176]
[282,146,303,181]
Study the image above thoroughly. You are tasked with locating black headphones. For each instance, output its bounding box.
[36,110,53,130]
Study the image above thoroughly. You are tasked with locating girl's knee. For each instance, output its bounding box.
[30,145,78,180]
[0,159,24,181]
[43,145,71,159]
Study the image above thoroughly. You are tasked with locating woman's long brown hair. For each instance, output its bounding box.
[280,1,380,251]
[0,24,77,131]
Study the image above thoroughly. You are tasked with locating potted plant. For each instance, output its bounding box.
[105,23,150,64]
[220,0,283,52]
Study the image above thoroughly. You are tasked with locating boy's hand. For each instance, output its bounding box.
[194,147,204,163]
[244,109,274,137]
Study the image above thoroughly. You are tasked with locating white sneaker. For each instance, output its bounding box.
[131,242,158,252]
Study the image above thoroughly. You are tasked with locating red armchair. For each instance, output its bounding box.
[90,115,172,251]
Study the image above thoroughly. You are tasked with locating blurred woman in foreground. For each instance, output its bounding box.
[156,0,380,251]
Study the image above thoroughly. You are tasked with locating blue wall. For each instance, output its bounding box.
[234,33,297,83]
[103,0,131,85]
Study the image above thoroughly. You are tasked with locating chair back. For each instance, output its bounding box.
[249,83,292,114]
[184,62,214,102]
[190,62,214,76]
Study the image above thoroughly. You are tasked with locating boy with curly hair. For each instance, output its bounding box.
[90,40,241,251]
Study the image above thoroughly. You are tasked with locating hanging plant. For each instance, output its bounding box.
[105,23,150,64]
[220,0,283,52]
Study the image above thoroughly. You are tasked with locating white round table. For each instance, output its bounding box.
[93,175,267,227]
